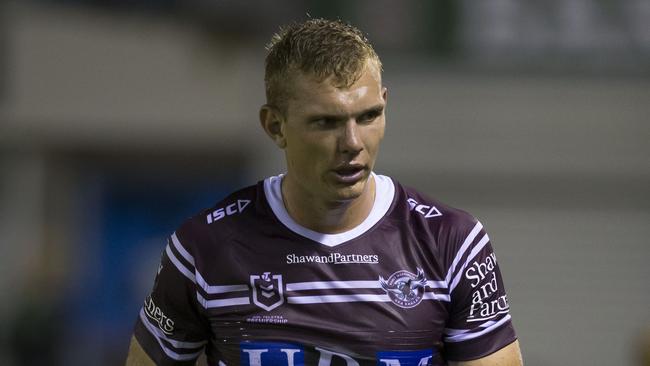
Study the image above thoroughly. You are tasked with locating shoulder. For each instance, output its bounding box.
[389,177,480,234]
[171,181,265,258]
[386,176,484,257]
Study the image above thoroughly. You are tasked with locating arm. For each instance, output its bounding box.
[442,220,519,363]
[127,230,210,365]
[449,340,522,366]
[125,336,155,366]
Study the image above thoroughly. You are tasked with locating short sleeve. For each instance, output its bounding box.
[133,231,210,365]
[443,221,517,361]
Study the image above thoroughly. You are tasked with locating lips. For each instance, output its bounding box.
[334,165,364,174]
[331,164,366,184]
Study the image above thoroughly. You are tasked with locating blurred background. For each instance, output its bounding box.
[0,0,648,365]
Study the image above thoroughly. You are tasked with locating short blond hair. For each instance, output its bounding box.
[264,18,382,112]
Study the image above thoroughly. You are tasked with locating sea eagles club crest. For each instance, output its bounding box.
[250,272,284,311]
[379,268,428,308]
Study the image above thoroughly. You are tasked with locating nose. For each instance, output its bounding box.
[339,119,363,155]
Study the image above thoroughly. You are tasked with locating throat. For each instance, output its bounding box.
[281,175,376,234]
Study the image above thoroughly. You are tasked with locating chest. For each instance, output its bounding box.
[196,230,451,365]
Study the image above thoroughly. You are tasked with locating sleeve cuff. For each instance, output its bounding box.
[134,313,205,366]
[444,319,517,361]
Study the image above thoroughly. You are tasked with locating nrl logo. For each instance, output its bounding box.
[379,268,428,308]
[250,272,284,312]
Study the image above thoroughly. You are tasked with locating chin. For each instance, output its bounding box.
[333,190,363,202]
[330,181,367,202]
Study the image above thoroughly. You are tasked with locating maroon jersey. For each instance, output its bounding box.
[134,174,516,365]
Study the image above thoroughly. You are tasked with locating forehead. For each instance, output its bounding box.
[285,61,383,117]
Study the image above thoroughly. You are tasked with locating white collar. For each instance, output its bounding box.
[263,172,395,247]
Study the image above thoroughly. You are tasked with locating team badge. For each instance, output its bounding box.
[379,268,428,308]
[250,272,284,311]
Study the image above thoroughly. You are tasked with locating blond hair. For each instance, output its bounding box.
[264,18,382,112]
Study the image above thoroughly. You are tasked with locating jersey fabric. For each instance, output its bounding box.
[133,173,516,366]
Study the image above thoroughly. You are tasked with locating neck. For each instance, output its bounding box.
[281,175,376,234]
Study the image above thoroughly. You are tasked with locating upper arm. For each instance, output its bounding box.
[131,231,210,365]
[448,340,522,366]
[125,336,156,366]
[442,220,518,361]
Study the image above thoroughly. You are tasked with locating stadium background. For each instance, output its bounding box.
[0,1,649,365]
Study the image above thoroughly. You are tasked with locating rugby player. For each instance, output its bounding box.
[126,18,523,366]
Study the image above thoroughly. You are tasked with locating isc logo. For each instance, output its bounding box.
[206,199,251,224]
[407,198,442,218]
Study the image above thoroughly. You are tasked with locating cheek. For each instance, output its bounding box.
[287,138,329,176]
[365,124,385,152]
[377,118,386,139]
[302,134,336,156]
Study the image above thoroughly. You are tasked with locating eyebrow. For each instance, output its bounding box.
[306,104,385,122]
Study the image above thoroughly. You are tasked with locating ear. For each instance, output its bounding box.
[382,86,388,103]
[259,104,287,149]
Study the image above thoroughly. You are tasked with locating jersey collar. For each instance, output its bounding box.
[263,172,395,247]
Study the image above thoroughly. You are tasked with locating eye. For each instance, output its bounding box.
[358,110,381,123]
[312,118,337,128]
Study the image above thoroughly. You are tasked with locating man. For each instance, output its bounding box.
[126,19,522,366]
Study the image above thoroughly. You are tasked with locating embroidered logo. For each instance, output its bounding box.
[250,272,284,312]
[144,296,175,335]
[206,199,251,224]
[379,268,428,308]
[407,198,442,218]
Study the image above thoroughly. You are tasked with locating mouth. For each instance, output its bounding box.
[331,164,367,184]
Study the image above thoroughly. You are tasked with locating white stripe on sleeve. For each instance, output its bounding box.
[444,318,502,335]
[165,245,196,283]
[139,309,204,361]
[139,309,207,349]
[449,233,490,293]
[444,314,511,343]
[445,222,483,285]
[171,232,195,266]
